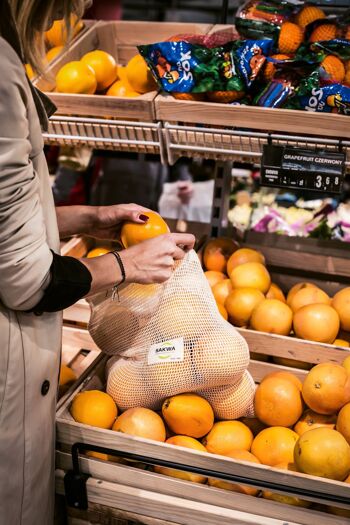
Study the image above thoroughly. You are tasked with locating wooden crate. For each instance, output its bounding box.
[36,21,212,121]
[59,325,101,408]
[56,353,350,525]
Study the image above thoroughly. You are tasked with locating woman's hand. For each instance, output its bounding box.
[88,203,151,240]
[122,233,196,284]
[81,232,196,295]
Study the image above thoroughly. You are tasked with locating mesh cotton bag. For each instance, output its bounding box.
[88,250,253,415]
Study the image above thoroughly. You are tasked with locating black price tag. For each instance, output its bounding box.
[261,144,345,194]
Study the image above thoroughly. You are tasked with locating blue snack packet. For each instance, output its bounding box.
[297,84,350,114]
[234,39,274,87]
[255,78,294,107]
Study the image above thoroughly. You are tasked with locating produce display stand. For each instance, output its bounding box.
[51,17,350,525]
[56,352,350,525]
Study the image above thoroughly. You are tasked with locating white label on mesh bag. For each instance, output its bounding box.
[148,338,184,365]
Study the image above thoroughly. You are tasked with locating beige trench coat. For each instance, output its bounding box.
[0,37,62,524]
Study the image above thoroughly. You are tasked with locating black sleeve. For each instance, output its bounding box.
[28,251,92,315]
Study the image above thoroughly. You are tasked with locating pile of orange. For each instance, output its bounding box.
[55,48,157,96]
[203,237,350,348]
[69,361,350,515]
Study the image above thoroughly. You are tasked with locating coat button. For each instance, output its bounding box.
[41,380,50,396]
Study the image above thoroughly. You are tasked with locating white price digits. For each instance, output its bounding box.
[315,175,322,189]
[326,177,330,186]
[335,177,339,186]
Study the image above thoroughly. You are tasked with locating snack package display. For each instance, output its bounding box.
[88,250,253,418]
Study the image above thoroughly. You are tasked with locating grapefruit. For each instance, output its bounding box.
[208,450,261,496]
[126,54,157,94]
[321,55,345,84]
[112,407,166,441]
[230,262,271,294]
[87,247,110,258]
[81,50,117,91]
[336,403,350,444]
[155,436,207,483]
[204,270,226,288]
[294,427,350,480]
[162,394,214,439]
[286,282,317,306]
[254,376,303,427]
[216,302,228,320]
[296,5,326,29]
[56,61,97,94]
[203,238,238,273]
[106,80,140,97]
[334,339,350,348]
[332,288,350,331]
[203,421,253,455]
[212,279,232,305]
[266,283,286,303]
[302,362,350,414]
[70,390,117,429]
[250,299,293,336]
[121,211,169,248]
[251,427,299,466]
[278,22,303,54]
[59,364,77,387]
[293,304,340,344]
[289,286,330,313]
[261,371,302,391]
[224,288,265,327]
[294,409,336,436]
[46,45,64,63]
[45,15,84,47]
[227,248,265,276]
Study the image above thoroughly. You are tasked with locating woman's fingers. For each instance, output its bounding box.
[169,233,196,252]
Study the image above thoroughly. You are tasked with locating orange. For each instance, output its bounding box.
[254,376,303,427]
[207,91,245,103]
[250,299,293,336]
[327,475,350,517]
[294,427,350,480]
[25,63,35,80]
[345,68,350,86]
[45,15,84,47]
[81,50,117,91]
[70,390,117,429]
[208,450,261,496]
[121,211,169,248]
[86,247,110,258]
[321,55,345,84]
[46,45,64,63]
[343,355,350,374]
[263,54,291,82]
[286,282,317,306]
[117,65,128,82]
[309,24,337,43]
[302,363,350,415]
[289,286,330,313]
[334,339,350,348]
[112,407,166,441]
[126,54,157,94]
[251,427,299,466]
[227,248,265,276]
[293,304,340,344]
[261,371,302,392]
[332,288,350,331]
[204,270,226,288]
[202,421,253,455]
[155,436,207,483]
[272,356,311,370]
[106,80,140,97]
[296,5,326,29]
[266,282,286,303]
[162,394,214,439]
[230,262,271,294]
[240,417,266,436]
[336,403,350,444]
[56,61,97,94]
[225,288,265,327]
[173,93,206,101]
[203,238,238,273]
[216,302,228,321]
[278,22,303,54]
[262,462,311,507]
[212,279,233,305]
[294,409,336,436]
[59,364,76,387]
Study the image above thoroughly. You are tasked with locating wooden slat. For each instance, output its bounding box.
[239,329,350,364]
[55,470,304,525]
[61,325,99,353]
[156,94,350,138]
[67,505,176,525]
[248,359,308,382]
[56,452,347,525]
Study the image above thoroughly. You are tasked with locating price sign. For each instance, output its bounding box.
[261,144,345,194]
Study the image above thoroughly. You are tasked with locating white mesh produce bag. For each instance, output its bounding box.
[88,250,252,413]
